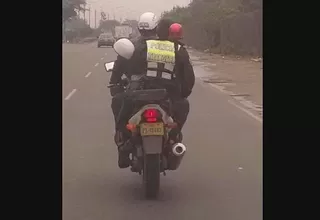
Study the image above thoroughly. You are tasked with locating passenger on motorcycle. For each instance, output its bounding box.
[156,18,195,143]
[168,22,184,44]
[110,12,160,168]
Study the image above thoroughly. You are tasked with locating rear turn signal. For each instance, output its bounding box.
[126,124,136,131]
[166,122,178,128]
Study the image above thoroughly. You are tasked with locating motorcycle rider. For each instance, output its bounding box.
[110,14,195,169]
[110,12,160,168]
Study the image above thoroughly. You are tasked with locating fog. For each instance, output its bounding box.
[84,0,191,27]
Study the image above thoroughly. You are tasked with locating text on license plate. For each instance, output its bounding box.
[140,123,164,136]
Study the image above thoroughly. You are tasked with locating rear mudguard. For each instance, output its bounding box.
[142,136,163,154]
[128,104,174,128]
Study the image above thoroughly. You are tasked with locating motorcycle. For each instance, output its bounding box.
[104,39,187,199]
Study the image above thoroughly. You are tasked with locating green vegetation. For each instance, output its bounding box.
[63,0,86,22]
[162,0,262,56]
[64,17,93,42]
[63,0,97,42]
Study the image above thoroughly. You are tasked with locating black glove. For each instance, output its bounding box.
[110,86,124,97]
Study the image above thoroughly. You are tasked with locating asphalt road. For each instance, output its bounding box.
[62,42,262,220]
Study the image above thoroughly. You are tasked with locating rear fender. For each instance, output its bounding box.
[142,136,163,154]
[128,104,174,127]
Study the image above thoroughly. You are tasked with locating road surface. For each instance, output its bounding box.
[63,43,262,220]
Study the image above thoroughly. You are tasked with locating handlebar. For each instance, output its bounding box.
[107,84,117,88]
[107,78,129,88]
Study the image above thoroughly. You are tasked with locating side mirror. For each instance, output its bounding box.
[113,38,135,60]
[104,62,114,72]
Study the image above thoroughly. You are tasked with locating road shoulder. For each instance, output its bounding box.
[189,48,263,121]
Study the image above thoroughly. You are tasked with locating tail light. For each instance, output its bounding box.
[143,109,159,122]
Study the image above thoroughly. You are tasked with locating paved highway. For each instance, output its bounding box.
[62,42,262,220]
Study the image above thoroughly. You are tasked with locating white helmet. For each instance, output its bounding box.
[138,12,159,30]
[113,38,135,60]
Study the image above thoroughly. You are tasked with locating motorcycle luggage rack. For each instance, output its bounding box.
[127,89,168,101]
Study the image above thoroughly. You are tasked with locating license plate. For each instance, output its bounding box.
[140,123,164,136]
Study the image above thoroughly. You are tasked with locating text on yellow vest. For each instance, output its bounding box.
[146,40,177,64]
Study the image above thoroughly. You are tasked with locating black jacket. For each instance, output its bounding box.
[109,35,155,85]
[109,37,195,98]
[173,41,195,98]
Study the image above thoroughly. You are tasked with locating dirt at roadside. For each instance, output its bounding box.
[189,49,263,118]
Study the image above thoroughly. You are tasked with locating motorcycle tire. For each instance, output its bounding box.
[143,154,160,199]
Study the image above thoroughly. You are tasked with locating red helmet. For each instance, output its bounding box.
[169,23,183,40]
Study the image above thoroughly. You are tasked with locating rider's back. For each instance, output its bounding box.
[128,36,156,76]
[129,38,186,97]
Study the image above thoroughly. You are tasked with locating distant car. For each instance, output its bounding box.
[97,33,115,48]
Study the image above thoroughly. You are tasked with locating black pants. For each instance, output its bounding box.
[111,92,131,131]
[111,94,190,135]
[170,98,190,131]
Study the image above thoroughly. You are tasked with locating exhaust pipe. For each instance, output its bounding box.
[172,143,186,156]
[168,143,187,170]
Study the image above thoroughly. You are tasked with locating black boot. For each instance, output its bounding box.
[118,148,131,168]
[115,131,132,168]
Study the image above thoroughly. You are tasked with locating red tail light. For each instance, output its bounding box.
[143,109,159,122]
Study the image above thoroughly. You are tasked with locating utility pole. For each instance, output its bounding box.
[94,10,97,28]
[83,5,86,24]
[63,20,66,42]
[83,5,91,25]
[89,7,91,27]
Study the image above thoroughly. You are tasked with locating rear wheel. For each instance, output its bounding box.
[143,154,160,199]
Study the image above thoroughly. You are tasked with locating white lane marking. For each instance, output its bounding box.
[228,99,262,123]
[94,63,99,67]
[199,80,262,123]
[101,57,104,60]
[64,89,77,101]
[85,72,92,78]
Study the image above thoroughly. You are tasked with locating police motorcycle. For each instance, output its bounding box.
[104,39,187,199]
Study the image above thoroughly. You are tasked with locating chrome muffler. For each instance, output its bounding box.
[168,143,187,170]
[172,143,187,156]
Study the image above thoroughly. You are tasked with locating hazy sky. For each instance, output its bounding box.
[82,0,191,28]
